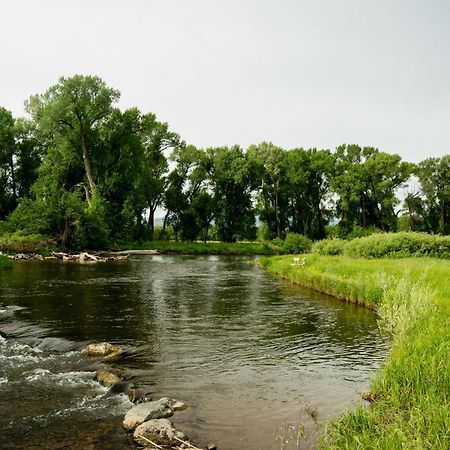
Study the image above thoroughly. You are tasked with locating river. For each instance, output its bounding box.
[0,255,387,449]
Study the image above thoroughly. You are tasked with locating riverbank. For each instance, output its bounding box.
[0,231,278,256]
[260,254,450,449]
[118,240,278,255]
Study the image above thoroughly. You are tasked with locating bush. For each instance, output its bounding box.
[345,225,381,240]
[313,238,345,255]
[343,232,450,259]
[276,233,312,254]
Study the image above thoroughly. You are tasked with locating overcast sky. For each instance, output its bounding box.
[1,0,449,162]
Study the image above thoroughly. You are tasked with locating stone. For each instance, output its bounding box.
[123,398,177,430]
[84,342,124,357]
[95,369,125,387]
[160,396,187,412]
[133,419,187,447]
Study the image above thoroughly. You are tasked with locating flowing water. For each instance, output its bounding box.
[0,256,388,449]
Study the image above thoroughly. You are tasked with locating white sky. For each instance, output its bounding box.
[1,0,449,163]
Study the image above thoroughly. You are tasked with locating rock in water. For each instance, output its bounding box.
[133,419,187,447]
[123,401,173,430]
[123,397,187,430]
[127,387,154,404]
[84,342,124,357]
[160,396,187,412]
[95,369,125,387]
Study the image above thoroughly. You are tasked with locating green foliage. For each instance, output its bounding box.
[344,225,380,240]
[343,232,450,259]
[277,233,312,254]
[313,232,450,259]
[0,231,55,253]
[313,238,346,255]
[257,223,272,242]
[0,254,12,267]
[416,156,450,234]
[260,255,450,449]
[208,146,258,242]
[332,145,413,233]
[153,225,175,241]
[1,76,448,250]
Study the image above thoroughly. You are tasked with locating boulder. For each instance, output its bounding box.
[123,398,176,430]
[133,419,187,447]
[84,342,124,357]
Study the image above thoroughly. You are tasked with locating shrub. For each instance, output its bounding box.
[345,225,381,240]
[343,232,450,259]
[313,238,345,255]
[277,233,312,254]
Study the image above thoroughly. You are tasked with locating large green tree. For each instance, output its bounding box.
[285,148,334,240]
[417,156,450,234]
[26,75,120,204]
[248,142,288,239]
[0,107,17,218]
[332,145,413,234]
[207,146,257,242]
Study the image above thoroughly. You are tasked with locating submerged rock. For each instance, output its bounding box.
[85,342,124,357]
[161,397,187,412]
[127,387,154,404]
[95,368,126,388]
[133,418,187,447]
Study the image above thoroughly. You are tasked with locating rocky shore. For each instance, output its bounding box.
[84,342,215,450]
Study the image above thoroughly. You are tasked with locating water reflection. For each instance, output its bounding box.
[0,256,388,449]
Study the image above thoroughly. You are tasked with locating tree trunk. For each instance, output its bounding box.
[159,211,170,240]
[81,134,96,200]
[9,154,17,201]
[148,208,155,241]
[275,180,280,238]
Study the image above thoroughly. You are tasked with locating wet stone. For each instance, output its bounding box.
[133,418,187,447]
[123,397,186,431]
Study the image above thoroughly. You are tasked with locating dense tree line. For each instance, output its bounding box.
[0,75,448,248]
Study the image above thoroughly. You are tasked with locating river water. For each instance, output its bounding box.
[0,256,387,449]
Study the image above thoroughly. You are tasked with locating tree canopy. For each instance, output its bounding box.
[0,75,448,248]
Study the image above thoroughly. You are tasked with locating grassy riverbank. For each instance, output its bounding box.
[119,240,278,255]
[0,232,56,254]
[260,254,450,449]
[0,231,278,256]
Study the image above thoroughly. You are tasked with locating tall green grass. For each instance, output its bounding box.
[0,232,55,254]
[260,255,450,449]
[313,232,450,259]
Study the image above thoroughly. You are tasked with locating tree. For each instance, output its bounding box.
[332,145,413,234]
[161,145,210,241]
[285,148,334,240]
[207,146,257,242]
[0,107,17,218]
[26,75,120,203]
[248,142,288,238]
[417,156,450,234]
